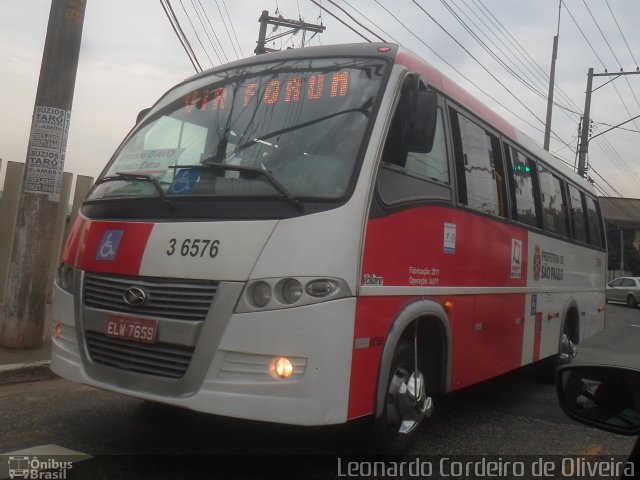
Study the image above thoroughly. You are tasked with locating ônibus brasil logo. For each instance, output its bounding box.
[533,245,542,281]
[7,456,73,479]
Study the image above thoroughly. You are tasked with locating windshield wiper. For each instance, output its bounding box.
[231,100,373,157]
[171,162,304,212]
[95,172,172,204]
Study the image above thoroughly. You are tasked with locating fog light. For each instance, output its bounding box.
[273,357,294,379]
[53,321,62,339]
[250,281,272,308]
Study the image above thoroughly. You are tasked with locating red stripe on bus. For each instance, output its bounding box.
[61,214,87,267]
[75,221,154,276]
[533,312,543,362]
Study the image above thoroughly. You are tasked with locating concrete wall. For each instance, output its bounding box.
[0,161,93,304]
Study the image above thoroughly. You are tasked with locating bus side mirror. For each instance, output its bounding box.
[556,364,640,436]
[406,90,438,153]
[399,77,438,154]
[136,107,151,125]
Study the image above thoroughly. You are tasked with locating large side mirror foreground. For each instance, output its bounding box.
[405,90,437,153]
[399,74,438,154]
[557,365,640,436]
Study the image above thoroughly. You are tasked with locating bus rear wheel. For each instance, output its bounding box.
[374,339,434,454]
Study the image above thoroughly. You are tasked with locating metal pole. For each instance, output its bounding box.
[0,0,87,348]
[577,68,594,177]
[543,35,558,151]
[620,230,624,273]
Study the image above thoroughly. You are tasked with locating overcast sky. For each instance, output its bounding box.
[1,0,640,198]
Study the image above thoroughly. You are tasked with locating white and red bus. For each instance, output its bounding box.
[51,43,606,453]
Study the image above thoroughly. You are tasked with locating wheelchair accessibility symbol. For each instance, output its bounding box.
[96,230,124,261]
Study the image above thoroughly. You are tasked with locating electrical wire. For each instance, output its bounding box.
[309,0,372,42]
[221,0,245,58]
[213,0,240,60]
[179,0,215,67]
[159,0,202,72]
[325,0,385,42]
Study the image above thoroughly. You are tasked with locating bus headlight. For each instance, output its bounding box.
[278,278,303,304]
[250,281,272,308]
[55,262,74,293]
[236,277,351,312]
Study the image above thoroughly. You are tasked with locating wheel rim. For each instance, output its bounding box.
[559,332,577,360]
[628,296,636,307]
[384,364,433,436]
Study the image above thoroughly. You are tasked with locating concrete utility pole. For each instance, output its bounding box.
[577,68,640,177]
[0,0,87,349]
[543,34,558,151]
[577,68,594,177]
[543,1,561,152]
[255,10,325,55]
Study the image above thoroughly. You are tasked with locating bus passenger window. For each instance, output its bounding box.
[504,145,541,228]
[538,166,569,237]
[568,185,588,243]
[450,109,508,218]
[585,195,604,248]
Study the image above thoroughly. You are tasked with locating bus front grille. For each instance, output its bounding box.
[83,272,218,321]
[85,331,194,378]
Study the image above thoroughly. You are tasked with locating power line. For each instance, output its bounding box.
[192,0,225,64]
[325,0,385,42]
[409,1,555,133]
[606,0,639,68]
[309,0,371,42]
[213,0,239,60]
[342,0,401,44]
[159,0,202,72]
[221,0,245,58]
[178,0,215,67]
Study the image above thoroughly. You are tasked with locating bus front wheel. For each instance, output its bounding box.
[374,339,434,454]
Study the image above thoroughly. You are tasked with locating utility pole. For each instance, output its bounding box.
[0,0,87,349]
[543,1,561,151]
[577,68,640,177]
[577,68,593,177]
[543,35,558,151]
[254,10,325,55]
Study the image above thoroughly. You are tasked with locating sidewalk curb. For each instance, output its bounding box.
[0,360,58,385]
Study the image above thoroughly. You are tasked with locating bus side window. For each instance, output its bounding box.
[585,194,604,248]
[538,166,570,237]
[504,144,542,229]
[377,101,451,204]
[568,184,588,243]
[450,108,508,218]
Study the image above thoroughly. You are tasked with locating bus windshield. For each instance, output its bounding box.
[89,57,388,202]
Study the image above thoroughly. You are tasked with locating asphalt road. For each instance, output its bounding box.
[0,304,637,479]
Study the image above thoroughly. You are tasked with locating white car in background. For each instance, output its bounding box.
[606,277,640,308]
